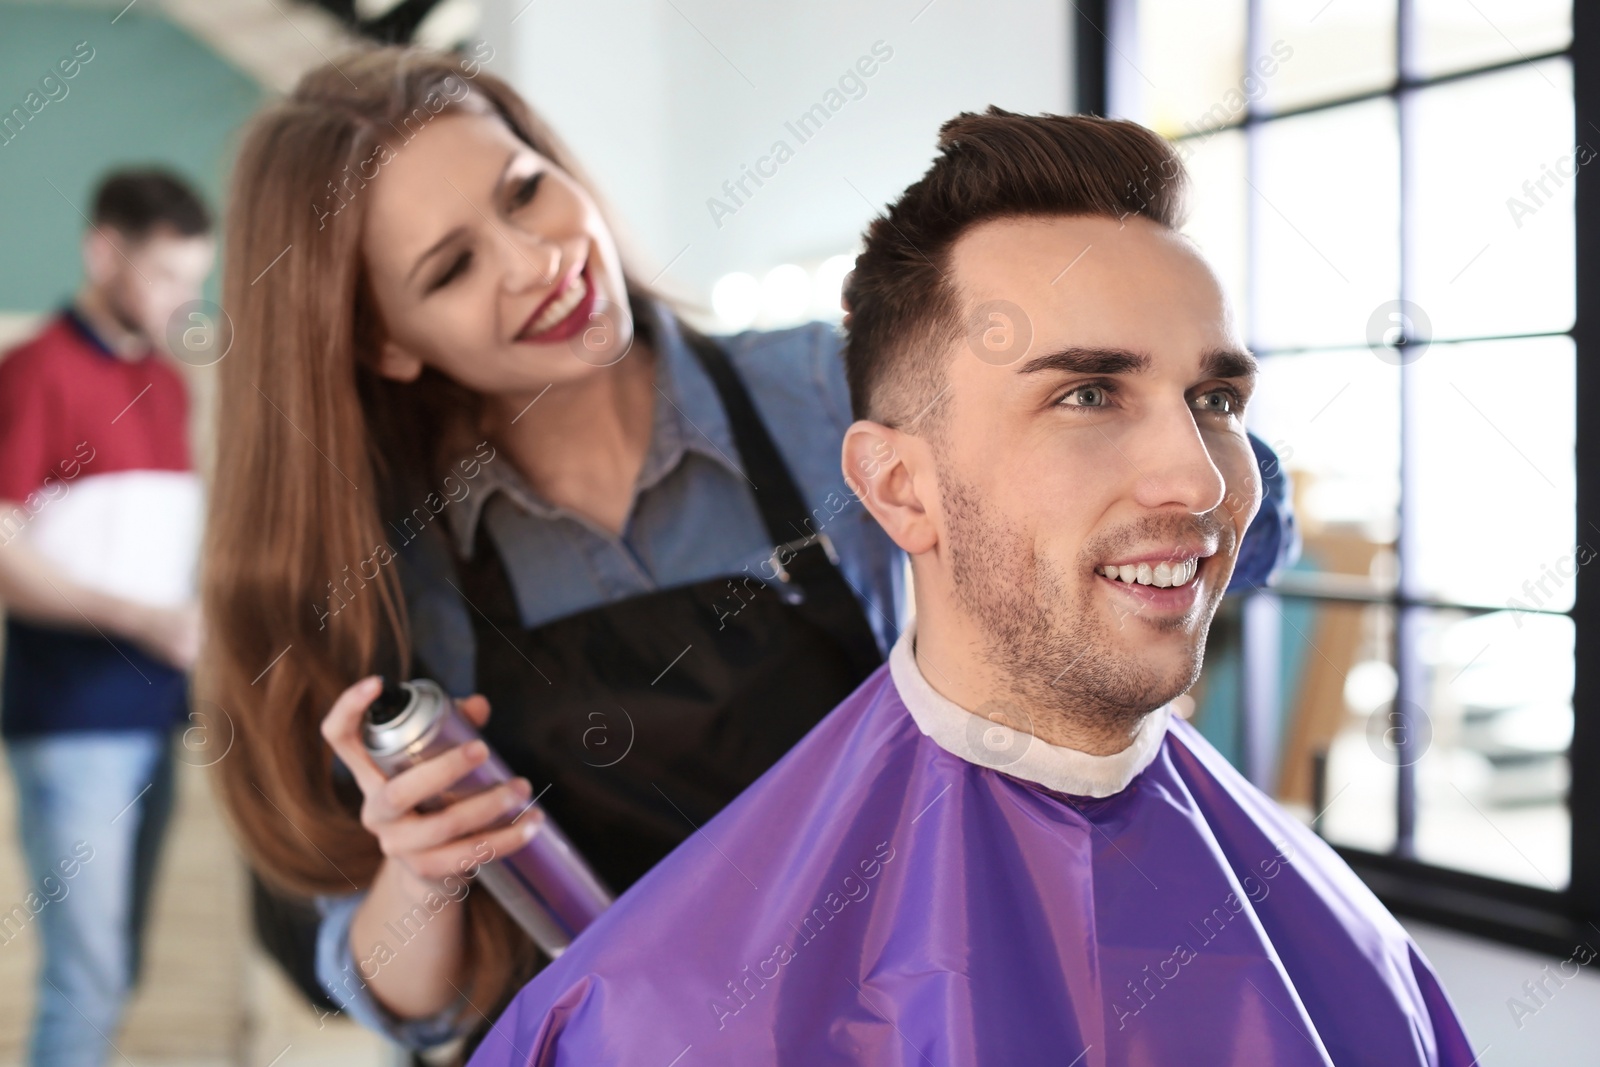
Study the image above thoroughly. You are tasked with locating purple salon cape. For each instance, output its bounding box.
[466,650,1473,1066]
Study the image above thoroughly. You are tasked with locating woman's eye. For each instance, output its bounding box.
[1059,384,1109,408]
[1193,389,1236,415]
[430,251,471,291]
[511,172,543,209]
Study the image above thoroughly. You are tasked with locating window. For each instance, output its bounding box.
[1082,0,1591,951]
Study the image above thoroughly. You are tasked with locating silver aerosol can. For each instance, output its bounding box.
[362,678,612,957]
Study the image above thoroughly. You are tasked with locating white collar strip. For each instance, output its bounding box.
[887,617,1170,799]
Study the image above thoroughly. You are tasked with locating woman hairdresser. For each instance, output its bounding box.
[203,47,896,1053]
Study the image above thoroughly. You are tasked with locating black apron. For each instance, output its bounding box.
[443,331,884,893]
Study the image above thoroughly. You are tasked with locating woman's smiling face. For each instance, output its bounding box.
[360,105,635,396]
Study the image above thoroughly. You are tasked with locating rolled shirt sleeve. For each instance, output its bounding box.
[314,891,472,1050]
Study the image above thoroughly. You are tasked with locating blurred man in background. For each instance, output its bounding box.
[0,169,211,1067]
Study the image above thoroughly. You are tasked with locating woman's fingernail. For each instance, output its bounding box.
[467,740,488,760]
[521,820,539,840]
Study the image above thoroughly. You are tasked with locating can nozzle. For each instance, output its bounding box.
[367,677,413,726]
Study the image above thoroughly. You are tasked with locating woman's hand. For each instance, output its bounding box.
[320,675,541,894]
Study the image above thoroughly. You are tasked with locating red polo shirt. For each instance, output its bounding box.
[0,308,197,736]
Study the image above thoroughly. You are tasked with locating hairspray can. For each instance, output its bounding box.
[362,677,612,957]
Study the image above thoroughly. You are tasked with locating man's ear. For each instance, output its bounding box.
[842,420,938,555]
[376,338,425,382]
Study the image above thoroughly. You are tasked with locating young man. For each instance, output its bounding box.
[0,169,212,1067]
[461,111,1471,1065]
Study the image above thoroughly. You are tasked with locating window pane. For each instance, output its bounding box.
[1253,99,1400,350]
[1285,601,1399,855]
[1131,0,1248,137]
[1415,0,1571,79]
[1248,348,1399,581]
[1180,128,1250,333]
[1258,0,1396,114]
[1411,59,1575,340]
[1412,608,1571,888]
[1190,599,1398,851]
[1410,336,1576,608]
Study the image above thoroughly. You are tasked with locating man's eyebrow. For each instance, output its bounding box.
[406,150,523,284]
[1202,348,1259,380]
[1017,347,1151,376]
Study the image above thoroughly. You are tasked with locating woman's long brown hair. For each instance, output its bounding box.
[202,46,653,1048]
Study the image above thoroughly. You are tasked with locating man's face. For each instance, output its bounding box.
[931,213,1259,731]
[94,226,214,348]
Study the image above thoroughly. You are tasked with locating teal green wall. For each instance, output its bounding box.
[0,4,266,310]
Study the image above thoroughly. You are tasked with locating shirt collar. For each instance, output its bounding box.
[888,616,1170,798]
[61,304,134,361]
[636,302,746,490]
[443,299,746,557]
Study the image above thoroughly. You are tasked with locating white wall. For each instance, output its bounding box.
[480,0,1071,318]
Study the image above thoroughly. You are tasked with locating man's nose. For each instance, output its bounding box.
[1124,403,1227,517]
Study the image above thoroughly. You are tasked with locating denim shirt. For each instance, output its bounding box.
[314,304,909,1047]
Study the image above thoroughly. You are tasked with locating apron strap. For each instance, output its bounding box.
[456,326,886,679]
[679,329,883,677]
[679,328,848,596]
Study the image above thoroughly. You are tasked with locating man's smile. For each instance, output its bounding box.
[1096,556,1199,588]
[1092,543,1221,615]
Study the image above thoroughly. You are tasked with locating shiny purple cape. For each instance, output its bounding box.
[466,665,1474,1067]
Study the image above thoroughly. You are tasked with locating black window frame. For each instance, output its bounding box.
[1076,0,1598,955]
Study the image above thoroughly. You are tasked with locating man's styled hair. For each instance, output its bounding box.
[842,107,1189,428]
[91,168,212,241]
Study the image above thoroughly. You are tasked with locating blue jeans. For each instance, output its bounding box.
[4,730,175,1067]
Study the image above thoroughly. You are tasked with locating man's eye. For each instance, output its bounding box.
[1193,388,1237,415]
[1058,384,1110,408]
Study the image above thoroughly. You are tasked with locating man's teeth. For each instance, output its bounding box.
[526,274,587,335]
[1097,558,1199,588]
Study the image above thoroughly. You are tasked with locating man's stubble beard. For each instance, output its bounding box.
[940,468,1225,745]
[93,276,154,348]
